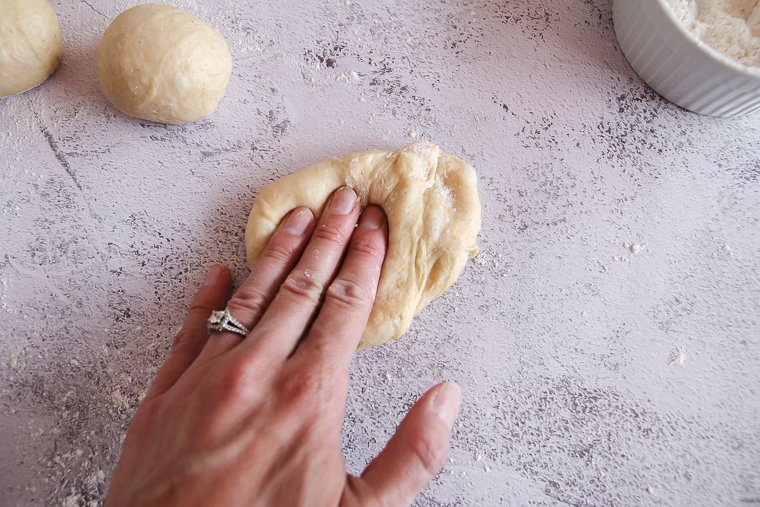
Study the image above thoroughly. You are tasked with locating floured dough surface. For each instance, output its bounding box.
[245,142,481,350]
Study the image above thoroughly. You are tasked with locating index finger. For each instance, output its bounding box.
[292,205,388,371]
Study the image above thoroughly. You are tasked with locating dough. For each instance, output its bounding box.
[97,4,232,125]
[245,142,481,350]
[0,0,63,98]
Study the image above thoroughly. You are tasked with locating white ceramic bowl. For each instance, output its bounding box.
[613,0,760,117]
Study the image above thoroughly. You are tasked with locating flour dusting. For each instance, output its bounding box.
[669,348,686,366]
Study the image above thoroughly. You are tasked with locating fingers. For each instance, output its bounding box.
[293,205,387,371]
[197,207,315,362]
[349,382,462,507]
[245,186,360,358]
[146,265,232,399]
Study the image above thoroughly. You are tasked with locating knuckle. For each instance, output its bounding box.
[226,287,268,318]
[213,359,256,398]
[407,429,449,475]
[260,240,298,264]
[281,270,324,302]
[282,367,328,406]
[171,329,192,349]
[313,223,350,245]
[299,328,340,363]
[189,295,211,313]
[185,296,213,323]
[193,368,259,444]
[349,234,385,260]
[326,278,373,309]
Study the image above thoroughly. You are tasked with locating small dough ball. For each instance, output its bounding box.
[245,142,481,350]
[0,0,63,98]
[97,4,232,125]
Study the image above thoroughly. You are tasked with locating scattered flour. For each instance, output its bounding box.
[62,494,83,507]
[669,348,686,365]
[472,250,502,268]
[335,69,360,83]
[434,174,453,206]
[666,0,760,67]
[623,242,645,256]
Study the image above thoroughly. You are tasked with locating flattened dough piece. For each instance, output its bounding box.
[245,142,481,350]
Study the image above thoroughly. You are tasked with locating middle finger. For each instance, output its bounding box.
[242,186,360,358]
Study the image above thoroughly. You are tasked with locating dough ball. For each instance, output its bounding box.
[97,4,232,125]
[245,142,481,350]
[0,0,63,98]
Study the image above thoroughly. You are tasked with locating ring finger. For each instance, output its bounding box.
[197,207,315,361]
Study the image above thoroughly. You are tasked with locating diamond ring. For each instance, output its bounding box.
[207,309,250,337]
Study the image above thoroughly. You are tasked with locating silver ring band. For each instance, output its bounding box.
[207,309,250,337]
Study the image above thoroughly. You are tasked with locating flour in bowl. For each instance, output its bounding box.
[667,0,760,67]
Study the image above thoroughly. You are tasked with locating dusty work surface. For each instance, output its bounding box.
[1,0,759,505]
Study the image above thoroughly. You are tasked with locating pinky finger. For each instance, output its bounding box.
[145,264,232,399]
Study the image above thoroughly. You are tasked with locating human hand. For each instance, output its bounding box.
[106,187,462,507]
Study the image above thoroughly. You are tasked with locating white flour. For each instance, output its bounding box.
[667,0,760,67]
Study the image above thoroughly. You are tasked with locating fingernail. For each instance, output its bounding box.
[359,206,385,230]
[431,382,462,428]
[284,208,312,235]
[329,186,356,215]
[204,264,227,286]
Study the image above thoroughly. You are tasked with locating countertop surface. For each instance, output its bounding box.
[1,0,759,505]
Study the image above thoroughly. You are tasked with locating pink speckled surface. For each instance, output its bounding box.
[1,0,759,505]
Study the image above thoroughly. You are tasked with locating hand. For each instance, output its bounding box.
[106,187,462,507]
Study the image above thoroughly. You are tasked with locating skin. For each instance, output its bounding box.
[107,187,462,507]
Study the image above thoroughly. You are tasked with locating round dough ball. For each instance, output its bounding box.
[97,4,232,125]
[0,0,63,98]
[245,142,481,350]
